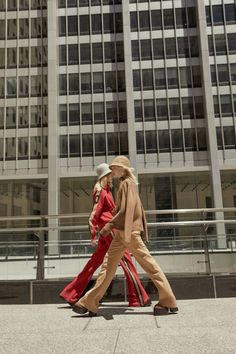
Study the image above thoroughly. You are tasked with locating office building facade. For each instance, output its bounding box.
[0,0,236,244]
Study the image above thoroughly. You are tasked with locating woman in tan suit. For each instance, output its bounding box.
[72,156,178,316]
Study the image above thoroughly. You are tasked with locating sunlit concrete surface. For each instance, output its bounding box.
[0,298,235,354]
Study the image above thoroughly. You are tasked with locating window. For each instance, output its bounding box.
[180,67,191,88]
[118,101,127,123]
[93,72,104,93]
[18,106,29,128]
[8,0,17,10]
[132,41,139,61]
[167,68,178,89]
[190,36,199,57]
[70,135,80,157]
[156,98,168,121]
[106,101,117,123]
[169,98,180,120]
[31,106,42,127]
[215,34,227,55]
[155,68,166,89]
[68,16,78,36]
[82,134,93,156]
[7,48,17,68]
[220,95,232,116]
[212,5,223,25]
[184,129,197,151]
[69,73,79,95]
[31,47,42,67]
[231,64,236,84]
[177,37,189,58]
[139,11,150,31]
[151,10,162,30]
[130,12,138,32]
[60,104,67,126]
[82,103,92,125]
[0,48,4,68]
[59,17,66,36]
[218,64,229,85]
[171,130,183,152]
[94,102,105,124]
[117,71,125,92]
[69,104,80,125]
[197,128,207,151]
[182,97,194,119]
[93,43,103,63]
[158,130,170,152]
[7,19,17,39]
[80,43,91,64]
[19,18,29,39]
[144,100,155,122]
[228,34,236,54]
[104,13,114,33]
[68,44,79,64]
[164,9,174,29]
[134,100,142,122]
[165,38,176,58]
[187,7,197,28]
[225,4,236,24]
[176,8,187,28]
[59,74,67,95]
[0,108,4,128]
[80,15,90,35]
[92,14,102,34]
[30,137,41,159]
[59,45,67,65]
[195,96,204,119]
[116,42,124,62]
[192,66,202,87]
[7,77,17,98]
[213,96,220,117]
[115,13,123,33]
[136,131,144,154]
[6,107,16,128]
[18,76,29,97]
[224,127,236,149]
[211,65,217,86]
[19,47,29,68]
[18,137,28,159]
[120,132,128,154]
[141,40,152,60]
[146,131,157,153]
[81,73,91,94]
[60,136,68,158]
[153,39,164,59]
[5,138,16,160]
[0,20,5,40]
[104,42,115,63]
[31,75,42,96]
[0,78,4,98]
[95,134,106,156]
[105,72,117,92]
[108,133,119,155]
[31,18,42,38]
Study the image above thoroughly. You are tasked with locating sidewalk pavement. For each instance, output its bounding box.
[0,298,235,354]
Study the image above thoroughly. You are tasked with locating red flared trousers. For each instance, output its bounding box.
[59,234,149,306]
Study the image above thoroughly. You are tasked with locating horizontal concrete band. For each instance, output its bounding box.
[0,275,235,305]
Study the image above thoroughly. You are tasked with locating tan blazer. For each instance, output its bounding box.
[100,178,148,243]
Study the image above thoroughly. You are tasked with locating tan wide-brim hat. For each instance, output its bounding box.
[109,156,131,170]
[96,163,112,180]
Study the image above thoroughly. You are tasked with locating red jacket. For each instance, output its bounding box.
[89,186,115,240]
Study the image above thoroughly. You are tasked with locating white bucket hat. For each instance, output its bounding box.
[96,163,112,180]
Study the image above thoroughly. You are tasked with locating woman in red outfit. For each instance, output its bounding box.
[59,163,150,307]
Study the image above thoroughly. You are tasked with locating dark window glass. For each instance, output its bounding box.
[205,6,211,26]
[81,73,91,94]
[172,129,183,152]
[6,107,16,128]
[132,40,140,61]
[92,43,103,63]
[94,102,105,124]
[151,10,162,30]
[105,42,115,62]
[59,74,67,95]
[146,131,157,153]
[212,5,223,25]
[31,18,43,38]
[60,135,68,158]
[0,77,5,98]
[197,128,207,151]
[19,18,29,39]
[139,11,150,31]
[106,101,118,123]
[228,34,236,54]
[184,129,197,151]
[95,133,106,156]
[142,69,153,90]
[7,77,17,98]
[177,37,189,58]
[134,100,142,122]
[223,127,236,149]
[92,14,102,34]
[68,16,78,36]
[225,4,236,24]
[82,134,93,156]
[69,73,79,95]
[68,0,77,7]
[18,76,29,97]
[165,38,176,58]
[217,64,229,85]
[169,98,180,120]
[164,9,174,29]
[190,37,199,57]
[215,34,227,55]
[70,135,80,157]
[133,71,141,91]
[192,66,202,87]
[153,39,164,59]
[79,0,89,5]
[0,48,4,68]
[59,45,67,65]
[120,132,128,155]
[213,96,220,117]
[0,20,5,39]
[8,0,17,10]
[156,98,168,121]
[144,100,155,122]
[118,101,127,123]
[104,13,114,33]
[187,7,197,28]
[195,96,204,119]
[115,13,123,33]
[105,71,117,92]
[93,72,104,93]
[108,132,119,155]
[68,44,79,64]
[220,95,232,116]
[136,131,144,154]
[19,47,29,68]
[216,127,223,149]
[82,103,92,125]
[69,104,80,125]
[176,8,187,28]
[182,97,194,119]
[180,67,191,88]
[130,12,138,32]
[60,104,67,126]
[117,71,125,92]
[7,19,17,39]
[167,67,178,89]
[211,65,217,86]
[231,64,236,84]
[208,35,214,55]
[155,68,166,89]
[7,48,17,68]
[116,42,124,62]
[141,40,152,60]
[18,137,28,159]
[158,130,170,152]
[80,43,91,64]
[18,106,29,128]
[80,15,90,35]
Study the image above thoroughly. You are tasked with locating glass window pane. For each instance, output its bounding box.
[106,101,117,123]
[156,98,168,120]
[177,37,189,58]
[139,11,150,31]
[195,96,204,119]
[134,100,142,122]
[118,101,127,123]
[144,99,155,122]
[69,103,80,125]
[81,73,91,94]
[136,131,144,154]
[93,72,104,93]
[171,130,183,151]
[116,42,124,62]
[82,134,93,156]
[182,97,194,119]
[212,5,223,25]
[59,74,67,95]
[18,137,28,159]
[132,40,139,61]
[220,95,232,116]
[68,16,78,36]
[92,14,102,34]
[80,43,91,64]
[108,132,119,155]
[184,129,197,151]
[94,102,105,124]
[0,48,4,68]
[187,7,197,28]
[31,18,42,38]
[30,136,41,159]
[69,73,79,94]
[104,13,114,33]
[92,43,103,63]
[60,135,68,158]
[31,75,42,96]
[60,104,67,126]
[217,64,229,85]
[145,131,157,153]
[7,77,17,97]
[141,40,151,60]
[158,130,170,152]
[165,38,176,58]
[82,103,92,124]
[59,17,66,36]
[95,133,106,156]
[224,127,236,148]
[142,69,153,90]
[80,15,90,35]
[19,18,29,39]
[169,98,181,119]
[0,20,5,40]
[151,10,162,30]
[69,135,80,157]
[5,138,16,159]
[105,71,117,92]
[68,44,78,64]
[167,67,178,89]
[115,12,123,33]
[6,107,16,128]
[19,47,29,68]
[155,68,166,89]
[7,48,17,68]
[164,9,174,29]
[180,67,191,88]
[228,34,236,54]
[225,4,236,24]
[18,76,29,97]
[30,106,42,127]
[176,8,187,28]
[215,34,227,55]
[7,19,17,39]
[59,45,67,65]
[153,39,164,59]
[104,42,115,63]
[120,132,128,155]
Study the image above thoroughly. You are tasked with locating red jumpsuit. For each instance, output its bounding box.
[59,185,149,307]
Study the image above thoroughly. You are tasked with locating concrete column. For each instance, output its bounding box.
[122,1,137,171]
[47,0,59,253]
[196,1,226,248]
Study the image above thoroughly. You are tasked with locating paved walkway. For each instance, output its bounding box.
[0,298,235,354]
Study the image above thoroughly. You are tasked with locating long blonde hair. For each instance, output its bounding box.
[122,168,138,185]
[93,175,110,192]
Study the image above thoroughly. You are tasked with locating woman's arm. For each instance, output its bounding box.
[89,189,105,242]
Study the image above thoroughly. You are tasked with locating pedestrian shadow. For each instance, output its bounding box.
[71,305,153,320]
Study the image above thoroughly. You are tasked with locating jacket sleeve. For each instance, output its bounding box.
[100,180,136,240]
[89,189,105,240]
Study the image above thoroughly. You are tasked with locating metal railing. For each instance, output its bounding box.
[0,208,236,280]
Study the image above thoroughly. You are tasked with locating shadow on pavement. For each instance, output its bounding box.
[71,306,153,320]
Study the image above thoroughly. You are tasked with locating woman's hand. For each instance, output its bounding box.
[90,238,98,247]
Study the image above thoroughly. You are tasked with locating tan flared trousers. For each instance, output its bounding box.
[78,231,177,313]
